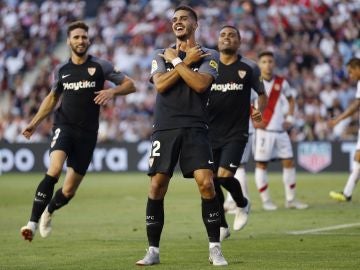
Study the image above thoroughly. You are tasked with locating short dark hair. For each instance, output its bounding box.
[67,21,89,36]
[346,57,360,69]
[258,51,274,59]
[174,5,197,22]
[220,25,241,40]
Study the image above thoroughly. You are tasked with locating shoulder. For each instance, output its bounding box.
[239,56,259,72]
[90,55,113,69]
[54,60,70,73]
[202,47,219,59]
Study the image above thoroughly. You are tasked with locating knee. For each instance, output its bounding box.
[283,159,294,168]
[47,165,63,178]
[61,188,76,199]
[198,178,215,196]
[256,162,267,170]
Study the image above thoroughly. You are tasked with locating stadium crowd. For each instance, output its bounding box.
[0,0,359,143]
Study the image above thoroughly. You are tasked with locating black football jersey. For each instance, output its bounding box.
[51,55,125,132]
[150,46,219,131]
[207,55,264,148]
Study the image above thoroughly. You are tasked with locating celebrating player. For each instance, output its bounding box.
[207,26,266,241]
[20,21,136,242]
[253,51,308,211]
[136,6,227,266]
[329,57,360,202]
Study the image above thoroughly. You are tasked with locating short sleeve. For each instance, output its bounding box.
[51,64,63,95]
[251,64,265,95]
[96,58,125,85]
[282,80,295,98]
[198,48,219,80]
[150,49,167,83]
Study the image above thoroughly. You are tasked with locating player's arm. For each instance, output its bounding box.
[153,45,210,93]
[22,91,60,139]
[328,99,360,128]
[94,76,136,105]
[252,65,267,113]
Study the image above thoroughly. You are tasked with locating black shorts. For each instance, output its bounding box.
[148,128,213,178]
[212,140,248,174]
[49,125,97,175]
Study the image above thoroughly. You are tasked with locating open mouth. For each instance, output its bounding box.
[175,25,185,31]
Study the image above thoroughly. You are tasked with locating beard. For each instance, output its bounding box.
[70,44,89,57]
[220,47,237,55]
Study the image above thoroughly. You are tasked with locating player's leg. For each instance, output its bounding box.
[180,128,227,266]
[277,132,308,209]
[39,130,96,238]
[137,130,180,266]
[211,148,230,240]
[194,169,227,266]
[330,150,360,202]
[226,135,253,213]
[254,129,276,210]
[21,128,69,242]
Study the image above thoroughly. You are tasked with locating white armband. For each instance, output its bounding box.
[171,57,182,67]
[285,115,294,124]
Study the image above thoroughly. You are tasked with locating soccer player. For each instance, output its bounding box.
[207,26,266,241]
[329,57,360,202]
[136,6,227,266]
[20,21,136,241]
[253,51,308,211]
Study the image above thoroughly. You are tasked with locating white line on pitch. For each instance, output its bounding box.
[287,223,360,235]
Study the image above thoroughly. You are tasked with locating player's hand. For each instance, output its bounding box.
[183,40,210,66]
[253,120,266,129]
[251,107,262,123]
[94,89,115,105]
[282,121,292,130]
[22,124,36,140]
[158,47,178,63]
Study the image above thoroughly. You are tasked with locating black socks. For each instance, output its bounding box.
[146,198,164,247]
[30,174,58,222]
[217,177,247,208]
[201,197,220,243]
[48,188,73,214]
[213,179,228,228]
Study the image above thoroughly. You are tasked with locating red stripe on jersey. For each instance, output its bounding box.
[259,184,268,193]
[262,76,284,127]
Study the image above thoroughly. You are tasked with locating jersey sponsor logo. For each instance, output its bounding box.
[151,60,158,74]
[209,59,218,71]
[63,81,96,91]
[238,70,246,79]
[211,83,243,92]
[297,142,331,173]
[88,67,96,76]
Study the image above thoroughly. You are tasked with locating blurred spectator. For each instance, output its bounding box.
[1,0,360,143]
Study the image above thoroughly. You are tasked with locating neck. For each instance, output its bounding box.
[71,54,88,65]
[220,53,238,65]
[262,74,273,81]
[177,36,196,51]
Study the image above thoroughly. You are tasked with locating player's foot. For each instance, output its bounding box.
[262,200,278,211]
[220,227,230,242]
[39,206,53,238]
[136,247,160,266]
[233,200,250,231]
[285,199,309,210]
[224,200,237,214]
[209,245,228,266]
[20,221,37,242]
[329,191,351,202]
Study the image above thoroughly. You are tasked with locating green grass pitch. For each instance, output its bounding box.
[0,172,359,269]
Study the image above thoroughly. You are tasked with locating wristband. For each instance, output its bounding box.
[171,57,182,67]
[285,115,294,124]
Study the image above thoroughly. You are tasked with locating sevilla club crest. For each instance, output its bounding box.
[238,70,246,79]
[88,67,96,76]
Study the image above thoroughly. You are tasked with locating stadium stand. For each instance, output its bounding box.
[0,0,359,143]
